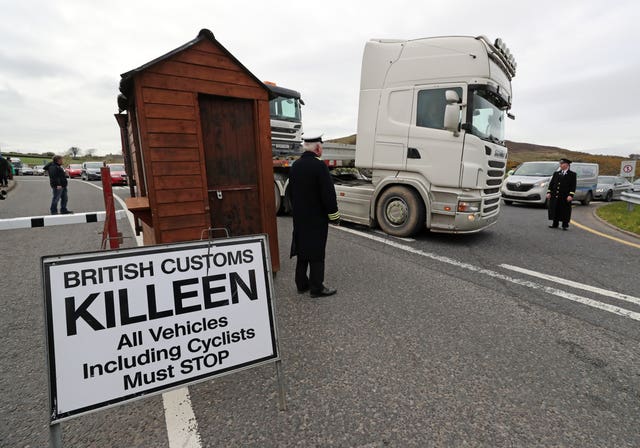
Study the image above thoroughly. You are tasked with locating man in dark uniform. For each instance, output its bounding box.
[546,158,576,230]
[289,133,341,297]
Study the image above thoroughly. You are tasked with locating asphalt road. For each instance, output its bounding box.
[1,177,639,447]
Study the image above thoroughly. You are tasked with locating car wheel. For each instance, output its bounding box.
[376,186,425,237]
[605,190,613,202]
[581,192,592,206]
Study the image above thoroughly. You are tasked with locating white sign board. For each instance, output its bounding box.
[620,160,636,177]
[42,236,278,422]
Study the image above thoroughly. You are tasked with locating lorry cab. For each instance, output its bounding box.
[336,36,516,236]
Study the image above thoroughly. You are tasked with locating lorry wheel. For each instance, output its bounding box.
[376,186,425,237]
[503,200,513,205]
[581,192,592,205]
[274,183,282,214]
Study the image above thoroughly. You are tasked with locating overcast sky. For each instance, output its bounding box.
[1,0,638,157]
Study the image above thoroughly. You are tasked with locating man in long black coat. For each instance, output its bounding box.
[289,133,341,298]
[546,158,576,230]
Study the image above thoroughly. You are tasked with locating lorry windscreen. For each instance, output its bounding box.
[468,88,507,144]
[269,95,301,122]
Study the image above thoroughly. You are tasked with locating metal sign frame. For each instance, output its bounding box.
[42,234,280,424]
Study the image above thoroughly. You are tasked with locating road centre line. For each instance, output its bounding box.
[334,225,640,322]
[500,264,640,307]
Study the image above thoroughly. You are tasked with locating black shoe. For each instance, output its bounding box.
[548,225,558,228]
[310,287,337,298]
[562,227,568,231]
[297,287,310,294]
[61,210,74,214]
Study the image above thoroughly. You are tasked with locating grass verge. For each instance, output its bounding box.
[596,202,640,235]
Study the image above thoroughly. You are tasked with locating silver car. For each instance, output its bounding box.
[632,179,640,192]
[593,176,633,201]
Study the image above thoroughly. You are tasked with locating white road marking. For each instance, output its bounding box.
[162,388,203,448]
[86,182,201,447]
[500,264,640,307]
[373,229,415,242]
[334,225,640,322]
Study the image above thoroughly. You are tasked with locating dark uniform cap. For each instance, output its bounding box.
[302,132,323,143]
[559,158,572,164]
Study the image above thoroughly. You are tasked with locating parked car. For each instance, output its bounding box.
[81,161,104,181]
[501,161,598,206]
[65,164,83,178]
[632,179,640,192]
[107,164,127,186]
[33,165,45,175]
[21,165,34,175]
[593,176,633,201]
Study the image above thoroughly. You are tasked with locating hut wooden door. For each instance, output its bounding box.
[199,95,262,237]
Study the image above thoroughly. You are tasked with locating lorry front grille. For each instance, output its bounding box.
[484,188,500,195]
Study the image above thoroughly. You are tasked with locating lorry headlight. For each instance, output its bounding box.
[458,201,480,213]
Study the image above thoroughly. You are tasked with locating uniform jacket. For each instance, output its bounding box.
[45,162,68,188]
[289,151,340,261]
[547,169,576,222]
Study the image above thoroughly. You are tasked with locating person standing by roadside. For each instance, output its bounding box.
[289,133,341,298]
[0,156,10,187]
[44,155,73,215]
[546,158,576,230]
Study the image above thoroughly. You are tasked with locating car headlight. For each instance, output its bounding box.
[535,181,548,188]
[596,188,604,192]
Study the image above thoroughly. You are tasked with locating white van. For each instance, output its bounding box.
[501,161,598,206]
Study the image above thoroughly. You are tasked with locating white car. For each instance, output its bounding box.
[21,165,34,175]
[632,179,640,192]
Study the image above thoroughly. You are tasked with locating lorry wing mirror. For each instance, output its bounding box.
[444,90,461,135]
[445,90,460,103]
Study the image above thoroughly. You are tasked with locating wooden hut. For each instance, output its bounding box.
[116,29,279,271]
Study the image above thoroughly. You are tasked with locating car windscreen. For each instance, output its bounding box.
[85,162,103,168]
[513,163,558,176]
[109,165,125,171]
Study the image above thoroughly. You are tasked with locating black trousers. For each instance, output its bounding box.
[295,258,325,293]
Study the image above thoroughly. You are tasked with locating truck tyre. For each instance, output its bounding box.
[274,183,282,214]
[503,200,513,205]
[581,191,592,206]
[376,186,425,237]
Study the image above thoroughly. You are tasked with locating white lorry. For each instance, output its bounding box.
[333,36,516,237]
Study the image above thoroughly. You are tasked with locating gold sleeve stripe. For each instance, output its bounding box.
[328,211,341,220]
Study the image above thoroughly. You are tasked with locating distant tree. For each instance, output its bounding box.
[45,152,55,157]
[629,154,640,160]
[67,146,81,159]
[84,148,97,158]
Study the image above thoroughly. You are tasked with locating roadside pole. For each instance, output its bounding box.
[100,166,120,249]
